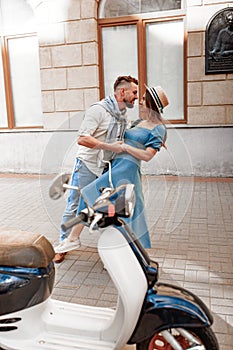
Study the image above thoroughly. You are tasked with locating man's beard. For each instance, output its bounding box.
[124,100,134,109]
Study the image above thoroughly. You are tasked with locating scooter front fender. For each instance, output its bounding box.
[128,282,213,344]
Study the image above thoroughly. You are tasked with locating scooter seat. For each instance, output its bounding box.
[0,229,55,268]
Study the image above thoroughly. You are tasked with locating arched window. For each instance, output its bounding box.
[99,0,182,18]
[0,0,42,129]
[98,0,186,122]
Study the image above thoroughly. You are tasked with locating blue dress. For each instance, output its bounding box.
[78,124,167,248]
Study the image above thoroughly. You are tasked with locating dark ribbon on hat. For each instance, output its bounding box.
[148,87,164,113]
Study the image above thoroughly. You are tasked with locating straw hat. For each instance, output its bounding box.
[145,85,169,113]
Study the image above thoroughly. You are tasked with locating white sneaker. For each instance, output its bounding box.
[54,238,81,253]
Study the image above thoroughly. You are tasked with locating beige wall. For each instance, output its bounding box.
[1,0,232,175]
[28,0,233,129]
[30,0,99,130]
[187,1,233,125]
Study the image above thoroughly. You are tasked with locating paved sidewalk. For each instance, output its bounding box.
[0,174,232,349]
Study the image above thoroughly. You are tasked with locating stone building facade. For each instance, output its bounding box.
[0,0,232,176]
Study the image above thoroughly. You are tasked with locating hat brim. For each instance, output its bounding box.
[144,84,169,113]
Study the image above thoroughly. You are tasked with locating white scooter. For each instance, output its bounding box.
[0,168,219,350]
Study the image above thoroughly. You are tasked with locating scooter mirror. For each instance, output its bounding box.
[49,173,70,200]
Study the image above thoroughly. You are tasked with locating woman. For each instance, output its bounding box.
[55,85,169,251]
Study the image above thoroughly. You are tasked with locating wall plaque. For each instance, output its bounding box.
[205,7,233,74]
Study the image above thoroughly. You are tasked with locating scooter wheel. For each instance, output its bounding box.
[136,326,219,350]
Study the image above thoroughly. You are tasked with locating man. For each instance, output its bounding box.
[53,75,138,263]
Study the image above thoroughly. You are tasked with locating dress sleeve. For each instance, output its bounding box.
[144,126,167,151]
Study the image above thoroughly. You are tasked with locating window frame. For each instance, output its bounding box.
[0,32,43,130]
[98,10,187,124]
[1,35,13,129]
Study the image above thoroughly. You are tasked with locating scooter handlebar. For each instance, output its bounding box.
[61,212,87,231]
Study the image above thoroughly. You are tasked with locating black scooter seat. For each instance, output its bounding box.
[0,229,55,268]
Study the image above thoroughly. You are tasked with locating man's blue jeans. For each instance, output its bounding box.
[60,158,97,242]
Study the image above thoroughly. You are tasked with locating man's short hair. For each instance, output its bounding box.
[114,75,138,91]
